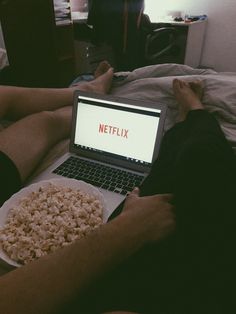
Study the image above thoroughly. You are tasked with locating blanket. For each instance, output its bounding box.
[1,63,235,174]
[1,63,235,275]
[112,63,236,154]
[19,63,236,178]
[0,49,8,70]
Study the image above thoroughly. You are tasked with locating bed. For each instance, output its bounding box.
[0,62,235,275]
[112,63,236,152]
[0,62,236,182]
[33,62,236,178]
[0,48,8,70]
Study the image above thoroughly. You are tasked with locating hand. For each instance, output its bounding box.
[122,188,175,244]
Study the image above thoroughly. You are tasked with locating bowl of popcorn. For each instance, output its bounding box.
[0,178,107,267]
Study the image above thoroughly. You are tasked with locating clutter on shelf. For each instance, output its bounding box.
[53,0,72,25]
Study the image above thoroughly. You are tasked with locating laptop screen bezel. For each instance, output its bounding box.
[70,91,167,173]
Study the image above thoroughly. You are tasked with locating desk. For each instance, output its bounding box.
[155,19,207,68]
[71,11,88,23]
[0,0,76,87]
[72,13,207,71]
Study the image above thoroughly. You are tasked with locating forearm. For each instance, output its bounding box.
[0,213,146,314]
[0,85,74,120]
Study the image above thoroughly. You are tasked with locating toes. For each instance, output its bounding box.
[189,80,204,98]
[173,79,188,88]
[173,78,181,91]
[189,79,203,88]
[94,60,112,78]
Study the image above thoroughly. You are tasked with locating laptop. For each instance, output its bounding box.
[29,90,167,217]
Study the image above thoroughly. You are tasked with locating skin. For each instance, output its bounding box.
[0,189,175,314]
[172,78,204,121]
[0,63,114,181]
[104,78,206,314]
[0,74,203,314]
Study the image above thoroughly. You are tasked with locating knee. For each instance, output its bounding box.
[35,108,71,139]
[32,110,60,130]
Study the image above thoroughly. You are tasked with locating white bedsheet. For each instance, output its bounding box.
[0,48,8,70]
[21,63,236,178]
[112,63,236,153]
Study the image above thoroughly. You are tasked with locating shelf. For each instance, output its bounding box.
[0,0,75,87]
[56,20,73,26]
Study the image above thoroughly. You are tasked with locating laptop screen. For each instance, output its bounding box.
[71,92,166,171]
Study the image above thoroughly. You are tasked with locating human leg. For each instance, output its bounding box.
[0,63,114,205]
[163,112,236,313]
[140,77,235,195]
[0,62,113,121]
[140,81,236,312]
[173,78,204,121]
[76,79,236,313]
[0,106,71,181]
[73,66,113,94]
[0,151,22,206]
[0,107,72,205]
[135,81,236,312]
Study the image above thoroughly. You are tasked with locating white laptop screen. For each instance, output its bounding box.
[72,95,162,167]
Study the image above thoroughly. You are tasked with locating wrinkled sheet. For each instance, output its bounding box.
[25,63,236,177]
[112,63,236,153]
[1,63,235,275]
[0,48,8,70]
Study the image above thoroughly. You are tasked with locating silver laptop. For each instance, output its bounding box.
[29,91,167,216]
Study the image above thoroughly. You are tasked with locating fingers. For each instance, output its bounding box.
[127,188,173,205]
[127,187,140,197]
[127,188,173,202]
[124,187,140,203]
[122,187,140,213]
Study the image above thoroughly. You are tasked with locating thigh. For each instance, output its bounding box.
[0,151,22,206]
[0,109,71,182]
[142,109,235,195]
[85,110,236,313]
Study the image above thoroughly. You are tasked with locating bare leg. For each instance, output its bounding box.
[94,60,112,78]
[173,78,204,121]
[0,85,75,121]
[189,80,204,99]
[0,62,113,120]
[0,107,71,182]
[73,67,113,94]
[0,63,114,182]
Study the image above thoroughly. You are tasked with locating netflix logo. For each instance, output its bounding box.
[99,123,129,139]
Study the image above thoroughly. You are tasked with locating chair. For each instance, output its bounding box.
[85,1,180,71]
[144,25,179,65]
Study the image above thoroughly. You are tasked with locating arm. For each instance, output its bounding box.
[0,189,175,314]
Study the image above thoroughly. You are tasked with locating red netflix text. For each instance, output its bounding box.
[99,123,129,139]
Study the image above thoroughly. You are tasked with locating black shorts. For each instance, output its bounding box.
[0,151,22,206]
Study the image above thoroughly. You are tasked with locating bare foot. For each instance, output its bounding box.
[173,78,204,121]
[94,60,112,78]
[76,67,114,94]
[189,80,204,100]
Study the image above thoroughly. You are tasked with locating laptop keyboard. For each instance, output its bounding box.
[53,156,144,195]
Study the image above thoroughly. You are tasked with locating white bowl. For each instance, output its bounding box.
[0,178,108,267]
